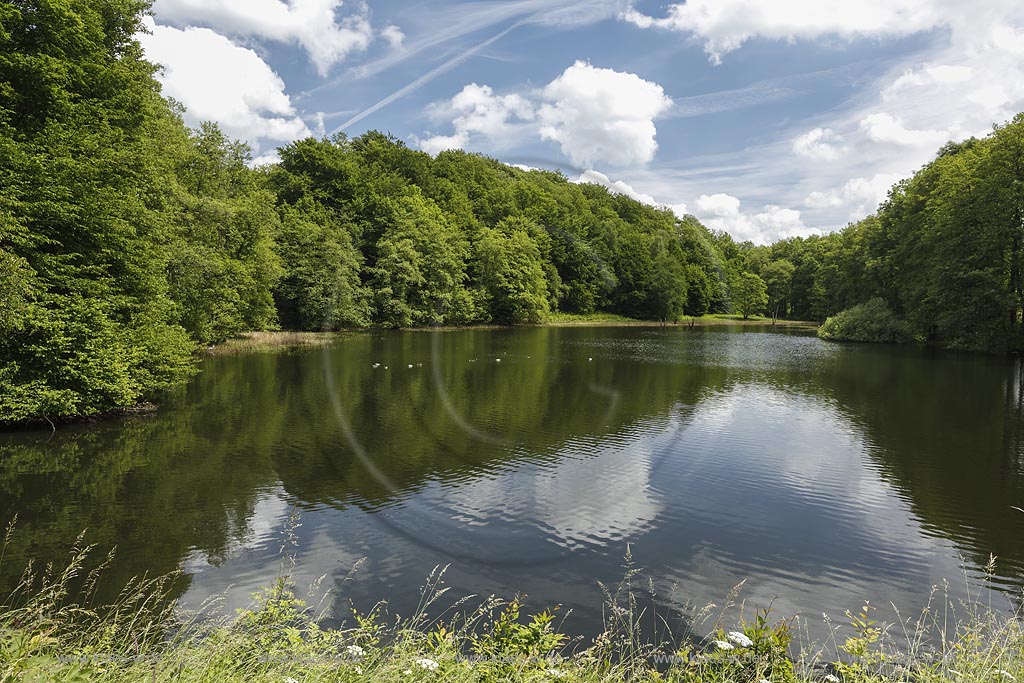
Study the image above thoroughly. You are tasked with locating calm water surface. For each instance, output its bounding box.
[2,326,1023,637]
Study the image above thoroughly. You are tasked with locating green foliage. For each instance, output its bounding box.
[730,271,768,319]
[0,0,197,423]
[742,113,1024,351]
[474,219,550,324]
[3,538,1022,683]
[818,298,914,344]
[273,202,369,330]
[762,259,795,320]
[369,192,473,327]
[164,123,283,344]
[674,608,796,683]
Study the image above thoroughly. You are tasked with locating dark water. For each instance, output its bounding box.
[2,326,1024,637]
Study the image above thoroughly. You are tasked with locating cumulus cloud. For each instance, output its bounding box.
[694,193,819,244]
[620,0,953,64]
[418,62,672,168]
[418,83,534,155]
[858,112,951,147]
[151,0,380,75]
[792,127,846,161]
[538,61,673,167]
[804,174,899,217]
[417,83,536,155]
[139,18,311,147]
[576,170,659,205]
[887,64,973,92]
[381,24,405,49]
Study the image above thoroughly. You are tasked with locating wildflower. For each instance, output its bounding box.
[346,644,365,658]
[824,675,841,683]
[760,679,771,683]
[727,631,754,648]
[285,678,299,683]
[354,665,363,674]
[415,657,440,671]
[713,640,734,651]
[403,670,413,676]
[547,669,566,679]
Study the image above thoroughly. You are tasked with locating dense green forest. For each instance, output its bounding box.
[2,0,1024,423]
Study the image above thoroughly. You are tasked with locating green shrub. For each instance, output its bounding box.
[818,298,914,344]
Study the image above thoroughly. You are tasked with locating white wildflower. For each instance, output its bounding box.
[547,669,566,679]
[824,675,841,683]
[285,678,299,683]
[727,631,753,648]
[355,665,363,674]
[713,639,734,651]
[403,669,413,676]
[346,644,365,658]
[415,657,440,671]
[760,679,771,683]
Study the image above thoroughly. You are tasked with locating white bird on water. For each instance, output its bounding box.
[372,363,381,368]
[408,364,414,368]
[588,357,593,362]
[495,358,501,362]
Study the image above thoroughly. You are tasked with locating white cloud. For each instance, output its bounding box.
[621,0,953,64]
[251,150,282,167]
[418,62,671,168]
[696,192,741,218]
[694,193,819,244]
[804,174,899,217]
[151,0,379,76]
[858,112,950,147]
[887,64,973,92]
[417,132,469,156]
[576,170,658,205]
[381,24,405,49]
[418,83,534,155]
[538,61,673,167]
[576,171,690,218]
[139,18,311,147]
[792,127,846,161]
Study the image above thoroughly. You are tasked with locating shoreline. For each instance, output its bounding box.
[210,315,821,349]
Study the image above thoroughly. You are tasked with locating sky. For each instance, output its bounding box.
[138,0,1024,244]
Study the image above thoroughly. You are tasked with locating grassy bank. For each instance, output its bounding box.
[2,539,1020,683]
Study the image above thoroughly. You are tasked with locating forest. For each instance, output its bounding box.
[2,0,1024,423]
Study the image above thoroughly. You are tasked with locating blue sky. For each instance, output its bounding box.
[139,0,1024,243]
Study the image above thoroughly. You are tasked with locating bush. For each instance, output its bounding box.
[818,298,914,343]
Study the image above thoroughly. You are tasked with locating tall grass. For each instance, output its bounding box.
[0,525,1020,683]
[204,331,340,356]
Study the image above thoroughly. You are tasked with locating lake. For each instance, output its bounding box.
[2,325,1023,639]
